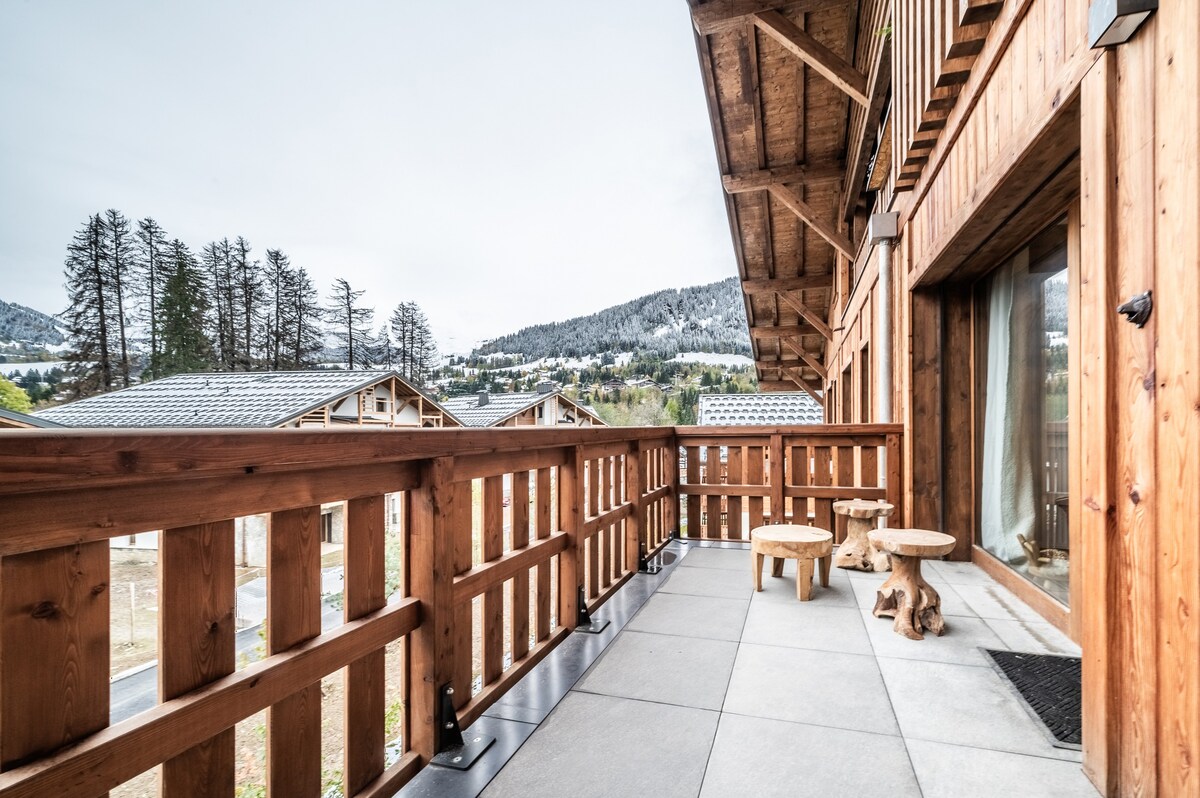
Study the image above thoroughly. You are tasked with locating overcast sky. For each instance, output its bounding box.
[0,1,735,354]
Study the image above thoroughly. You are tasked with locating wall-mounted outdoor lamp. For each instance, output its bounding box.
[1089,0,1157,48]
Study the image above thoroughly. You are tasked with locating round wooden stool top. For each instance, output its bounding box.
[751,525,833,559]
[833,499,895,519]
[867,528,955,558]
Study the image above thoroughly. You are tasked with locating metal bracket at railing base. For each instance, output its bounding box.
[638,544,662,574]
[431,683,495,770]
[573,586,610,634]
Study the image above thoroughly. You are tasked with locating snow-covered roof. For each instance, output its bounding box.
[35,370,450,428]
[697,392,824,426]
[441,389,602,427]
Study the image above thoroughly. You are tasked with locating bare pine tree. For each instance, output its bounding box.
[135,217,170,379]
[102,209,134,387]
[285,267,324,367]
[262,248,291,370]
[62,214,113,396]
[231,236,261,369]
[326,278,374,369]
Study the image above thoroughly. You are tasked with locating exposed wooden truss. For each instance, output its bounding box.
[781,338,828,379]
[767,185,855,259]
[784,367,823,402]
[691,0,852,36]
[751,10,868,107]
[776,291,833,340]
[741,274,832,293]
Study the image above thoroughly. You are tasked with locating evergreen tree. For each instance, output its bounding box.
[326,278,373,369]
[62,214,114,396]
[156,240,212,377]
[201,240,236,370]
[389,301,438,384]
[102,209,135,387]
[374,325,395,369]
[135,217,170,379]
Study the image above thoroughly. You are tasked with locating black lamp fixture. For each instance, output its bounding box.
[1089,0,1157,48]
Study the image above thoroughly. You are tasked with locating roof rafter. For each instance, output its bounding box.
[691,0,852,36]
[749,323,823,339]
[722,163,844,193]
[766,184,856,259]
[751,9,868,107]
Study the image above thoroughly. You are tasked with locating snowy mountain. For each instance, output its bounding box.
[473,278,750,361]
[0,299,67,359]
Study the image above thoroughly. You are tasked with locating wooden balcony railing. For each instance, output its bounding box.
[677,425,903,543]
[0,423,897,797]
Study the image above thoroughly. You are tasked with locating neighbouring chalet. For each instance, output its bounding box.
[441,384,605,427]
[0,407,64,429]
[697,392,823,426]
[34,369,461,429]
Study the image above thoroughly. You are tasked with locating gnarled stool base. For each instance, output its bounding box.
[867,529,956,640]
[832,499,895,572]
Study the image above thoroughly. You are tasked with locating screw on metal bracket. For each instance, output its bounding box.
[430,683,495,770]
[573,585,610,634]
[1117,291,1152,328]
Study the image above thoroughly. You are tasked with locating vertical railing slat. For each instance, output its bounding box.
[267,505,322,797]
[159,521,236,798]
[535,468,554,640]
[510,470,531,663]
[344,496,386,795]
[482,476,505,687]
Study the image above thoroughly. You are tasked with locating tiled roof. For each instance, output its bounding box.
[35,370,432,428]
[697,392,824,426]
[441,390,603,428]
[440,391,550,427]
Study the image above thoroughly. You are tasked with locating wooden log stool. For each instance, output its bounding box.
[750,525,833,601]
[867,529,956,640]
[832,499,895,572]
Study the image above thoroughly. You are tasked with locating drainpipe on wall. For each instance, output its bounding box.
[868,212,899,424]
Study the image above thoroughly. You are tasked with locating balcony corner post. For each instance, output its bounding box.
[769,433,785,523]
[624,443,642,575]
[557,445,584,631]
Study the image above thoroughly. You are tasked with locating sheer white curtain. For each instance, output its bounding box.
[980,249,1039,563]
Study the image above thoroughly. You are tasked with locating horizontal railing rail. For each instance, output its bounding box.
[0,423,894,797]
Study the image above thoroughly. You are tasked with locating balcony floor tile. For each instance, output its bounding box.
[906,739,1098,798]
[861,609,1006,666]
[480,692,718,798]
[675,545,749,571]
[659,563,756,600]
[741,602,872,655]
[624,592,749,641]
[700,713,921,798]
[576,629,737,710]
[878,657,1082,762]
[724,643,900,736]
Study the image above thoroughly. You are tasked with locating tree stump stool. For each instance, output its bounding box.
[832,499,895,572]
[867,529,956,640]
[750,525,833,601]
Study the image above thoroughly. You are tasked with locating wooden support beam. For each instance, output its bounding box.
[752,10,868,107]
[784,368,824,404]
[776,290,833,340]
[691,0,849,36]
[722,163,843,193]
[742,274,832,294]
[958,0,1003,25]
[781,338,828,379]
[766,185,856,259]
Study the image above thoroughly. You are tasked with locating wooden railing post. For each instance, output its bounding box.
[885,432,904,523]
[769,433,785,523]
[0,543,109,776]
[267,505,323,797]
[668,436,680,535]
[344,495,386,795]
[159,521,236,797]
[558,446,583,628]
[407,457,457,764]
[625,444,642,574]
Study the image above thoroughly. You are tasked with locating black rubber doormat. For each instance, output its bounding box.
[984,649,1082,750]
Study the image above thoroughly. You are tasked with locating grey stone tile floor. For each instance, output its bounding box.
[410,540,1098,798]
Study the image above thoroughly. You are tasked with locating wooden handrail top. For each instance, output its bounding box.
[676,423,903,435]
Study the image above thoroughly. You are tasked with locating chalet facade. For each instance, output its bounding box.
[690,0,1197,794]
[441,385,605,427]
[34,370,460,428]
